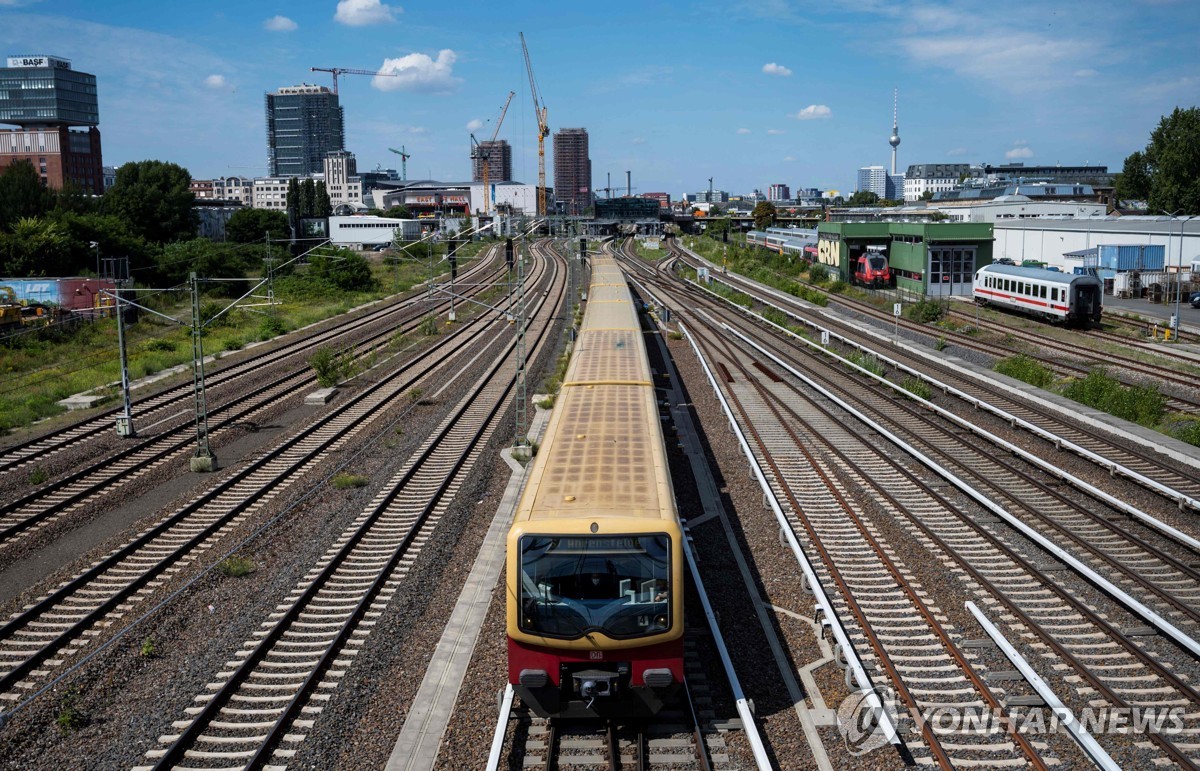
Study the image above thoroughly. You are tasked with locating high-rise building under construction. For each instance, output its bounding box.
[553,127,591,215]
[265,84,344,177]
[472,139,512,184]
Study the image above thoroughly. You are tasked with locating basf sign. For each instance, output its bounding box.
[6,56,71,70]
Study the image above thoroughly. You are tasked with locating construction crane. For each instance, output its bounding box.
[310,66,403,95]
[471,91,515,216]
[520,33,549,216]
[388,146,411,180]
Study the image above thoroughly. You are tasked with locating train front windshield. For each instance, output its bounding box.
[519,534,672,639]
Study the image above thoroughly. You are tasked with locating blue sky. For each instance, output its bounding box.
[1,0,1197,197]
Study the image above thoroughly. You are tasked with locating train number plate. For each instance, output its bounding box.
[590,651,604,660]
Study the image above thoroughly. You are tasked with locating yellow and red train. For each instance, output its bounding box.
[506,254,685,718]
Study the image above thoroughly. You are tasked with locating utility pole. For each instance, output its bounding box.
[626,170,631,197]
[189,272,216,472]
[514,232,528,446]
[114,257,134,437]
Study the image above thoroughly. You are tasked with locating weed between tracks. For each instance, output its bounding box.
[218,556,257,577]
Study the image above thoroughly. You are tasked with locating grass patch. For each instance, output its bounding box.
[1061,369,1165,427]
[667,329,684,340]
[994,354,1055,389]
[218,555,256,577]
[28,466,48,485]
[935,337,948,352]
[847,350,885,377]
[140,636,157,659]
[900,377,932,400]
[536,395,556,409]
[332,472,369,489]
[56,689,86,735]
[418,314,440,336]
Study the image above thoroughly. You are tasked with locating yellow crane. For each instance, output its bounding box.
[472,90,516,216]
[310,66,402,94]
[519,33,549,217]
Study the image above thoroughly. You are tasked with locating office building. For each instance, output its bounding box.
[887,173,905,202]
[0,54,103,193]
[553,128,591,214]
[265,84,344,177]
[768,184,790,202]
[472,139,512,184]
[904,163,972,201]
[857,165,887,199]
[324,150,363,210]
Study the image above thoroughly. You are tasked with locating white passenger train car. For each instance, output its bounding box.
[973,263,1103,326]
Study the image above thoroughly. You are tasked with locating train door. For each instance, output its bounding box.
[1074,282,1102,324]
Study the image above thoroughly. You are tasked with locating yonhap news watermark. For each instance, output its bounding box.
[836,686,1186,756]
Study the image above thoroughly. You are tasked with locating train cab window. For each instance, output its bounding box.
[518,534,672,639]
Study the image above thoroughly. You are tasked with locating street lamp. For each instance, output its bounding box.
[1174,213,1199,337]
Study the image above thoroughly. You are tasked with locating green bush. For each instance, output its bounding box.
[309,345,356,387]
[1062,369,1165,427]
[828,279,848,294]
[901,377,932,400]
[995,354,1054,389]
[906,298,946,323]
[259,316,287,339]
[809,264,829,284]
[935,337,948,351]
[141,337,177,353]
[847,350,885,377]
[56,689,86,735]
[419,315,439,336]
[1171,419,1200,447]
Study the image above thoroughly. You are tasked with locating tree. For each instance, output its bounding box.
[381,205,412,219]
[314,181,333,217]
[1115,150,1151,201]
[153,239,249,289]
[847,190,880,207]
[1119,108,1200,213]
[226,208,290,244]
[299,179,317,218]
[0,160,54,230]
[308,250,377,292]
[102,160,197,243]
[921,190,934,202]
[0,216,71,275]
[751,201,777,230]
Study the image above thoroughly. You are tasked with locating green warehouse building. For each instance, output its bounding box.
[815,222,994,296]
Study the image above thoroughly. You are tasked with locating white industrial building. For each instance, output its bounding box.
[992,217,1200,272]
[904,163,971,201]
[329,215,422,249]
[934,195,1107,223]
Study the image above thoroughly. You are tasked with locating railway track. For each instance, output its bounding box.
[671,243,1200,413]
[687,315,1047,768]
[0,252,552,718]
[0,253,502,483]
[634,252,1200,767]
[138,249,566,769]
[667,241,1200,516]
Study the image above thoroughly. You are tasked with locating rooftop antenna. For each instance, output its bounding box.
[889,88,901,175]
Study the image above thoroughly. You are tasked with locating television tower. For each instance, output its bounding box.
[889,89,901,175]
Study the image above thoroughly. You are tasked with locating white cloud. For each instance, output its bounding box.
[466,118,484,132]
[373,49,460,92]
[1006,144,1034,159]
[946,147,969,157]
[783,156,796,162]
[1074,68,1097,77]
[767,128,785,135]
[335,0,399,26]
[762,62,793,77]
[792,104,832,120]
[631,137,646,145]
[737,128,752,134]
[264,15,298,32]
[203,74,227,89]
